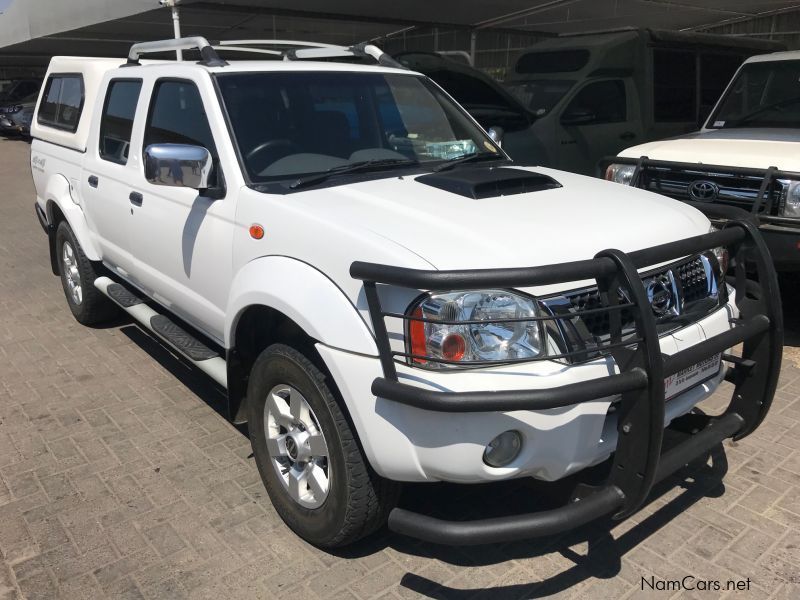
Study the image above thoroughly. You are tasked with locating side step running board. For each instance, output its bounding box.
[94,277,227,388]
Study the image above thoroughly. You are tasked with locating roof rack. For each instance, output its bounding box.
[215,39,406,68]
[125,36,405,70]
[126,36,228,67]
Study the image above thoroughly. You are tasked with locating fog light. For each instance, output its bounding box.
[483,430,522,467]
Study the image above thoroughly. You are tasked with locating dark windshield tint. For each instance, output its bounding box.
[216,71,498,182]
[506,79,574,116]
[145,80,216,154]
[708,60,800,129]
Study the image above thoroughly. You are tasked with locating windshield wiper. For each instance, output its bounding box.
[729,96,800,127]
[289,158,419,189]
[433,152,507,173]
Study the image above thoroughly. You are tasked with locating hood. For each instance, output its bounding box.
[619,128,800,171]
[288,166,709,293]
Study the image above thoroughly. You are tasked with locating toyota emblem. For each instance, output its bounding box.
[688,180,719,202]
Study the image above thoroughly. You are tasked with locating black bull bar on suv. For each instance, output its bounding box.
[349,220,782,546]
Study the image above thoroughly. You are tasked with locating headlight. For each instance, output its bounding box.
[8,105,23,114]
[406,290,542,369]
[604,163,636,185]
[782,181,800,218]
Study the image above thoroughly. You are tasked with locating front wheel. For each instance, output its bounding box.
[248,344,400,547]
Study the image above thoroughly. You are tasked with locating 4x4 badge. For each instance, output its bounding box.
[688,180,719,201]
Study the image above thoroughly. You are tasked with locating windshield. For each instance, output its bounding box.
[708,60,800,129]
[216,71,500,183]
[505,80,574,116]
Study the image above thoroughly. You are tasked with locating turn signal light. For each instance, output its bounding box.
[409,307,427,364]
[249,224,265,239]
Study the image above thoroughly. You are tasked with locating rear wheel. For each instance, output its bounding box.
[55,221,117,325]
[248,343,400,547]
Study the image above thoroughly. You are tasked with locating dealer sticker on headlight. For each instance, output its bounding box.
[664,353,722,400]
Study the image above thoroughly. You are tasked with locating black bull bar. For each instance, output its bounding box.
[349,220,782,545]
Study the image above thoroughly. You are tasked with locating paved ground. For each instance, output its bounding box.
[0,135,798,600]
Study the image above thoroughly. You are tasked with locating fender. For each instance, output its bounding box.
[226,256,377,356]
[44,173,102,262]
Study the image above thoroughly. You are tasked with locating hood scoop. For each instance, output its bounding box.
[416,166,561,199]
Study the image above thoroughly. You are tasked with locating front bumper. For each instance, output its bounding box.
[349,221,782,545]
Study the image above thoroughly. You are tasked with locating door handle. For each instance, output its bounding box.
[620,131,636,141]
[88,175,98,188]
[129,191,143,206]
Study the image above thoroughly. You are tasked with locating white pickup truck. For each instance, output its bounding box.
[604,50,800,270]
[30,38,782,548]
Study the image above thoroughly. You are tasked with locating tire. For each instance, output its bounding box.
[247,344,400,547]
[55,221,117,325]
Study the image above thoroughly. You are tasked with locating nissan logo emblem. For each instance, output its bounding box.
[646,276,673,316]
[688,180,719,202]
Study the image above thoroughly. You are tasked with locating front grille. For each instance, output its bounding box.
[641,166,787,214]
[566,288,628,339]
[543,255,721,361]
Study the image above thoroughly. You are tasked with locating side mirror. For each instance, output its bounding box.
[144,144,212,190]
[487,126,504,147]
[561,109,596,126]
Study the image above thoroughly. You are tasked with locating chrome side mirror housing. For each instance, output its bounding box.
[144,144,212,190]
[487,126,504,148]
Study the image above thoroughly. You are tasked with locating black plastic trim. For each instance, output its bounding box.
[106,283,144,308]
[150,315,219,361]
[388,485,625,546]
[372,369,648,412]
[415,166,561,199]
[34,203,50,235]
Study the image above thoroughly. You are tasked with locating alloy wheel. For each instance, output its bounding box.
[264,384,330,509]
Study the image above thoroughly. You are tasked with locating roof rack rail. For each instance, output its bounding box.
[214,39,406,69]
[127,36,228,67]
[218,39,342,49]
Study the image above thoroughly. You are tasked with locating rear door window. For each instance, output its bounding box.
[37,74,84,132]
[99,80,143,165]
